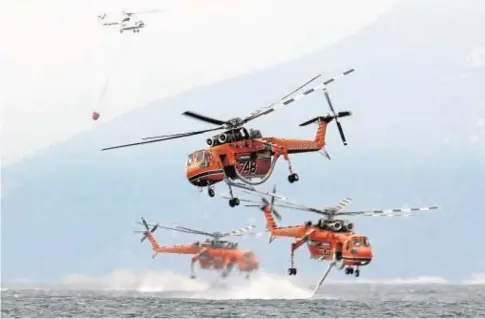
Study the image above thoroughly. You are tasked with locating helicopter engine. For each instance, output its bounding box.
[328,221,343,232]
[206,129,248,146]
[218,133,229,143]
[317,219,353,232]
[343,220,354,231]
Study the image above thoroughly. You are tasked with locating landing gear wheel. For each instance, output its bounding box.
[208,188,215,197]
[288,268,297,276]
[190,275,196,279]
[288,173,299,183]
[228,198,240,207]
[345,268,354,275]
[355,269,360,277]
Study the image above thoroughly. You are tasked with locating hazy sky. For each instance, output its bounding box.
[3,0,485,286]
[1,0,399,166]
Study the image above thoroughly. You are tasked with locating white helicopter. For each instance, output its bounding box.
[97,10,161,34]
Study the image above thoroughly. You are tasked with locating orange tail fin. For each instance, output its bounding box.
[145,231,160,252]
[263,204,278,231]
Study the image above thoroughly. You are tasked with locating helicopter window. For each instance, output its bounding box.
[363,237,370,247]
[205,151,213,163]
[196,151,204,163]
[352,237,362,247]
[186,153,195,166]
[199,151,213,168]
[243,252,254,258]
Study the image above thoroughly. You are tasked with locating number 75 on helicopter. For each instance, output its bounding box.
[102,69,356,207]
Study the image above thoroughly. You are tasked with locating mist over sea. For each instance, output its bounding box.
[2,270,485,317]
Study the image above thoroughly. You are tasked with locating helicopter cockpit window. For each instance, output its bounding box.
[200,151,213,168]
[363,237,370,247]
[352,237,362,247]
[186,153,195,166]
[243,252,254,259]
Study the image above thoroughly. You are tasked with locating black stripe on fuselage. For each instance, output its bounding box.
[342,256,372,264]
[188,169,224,186]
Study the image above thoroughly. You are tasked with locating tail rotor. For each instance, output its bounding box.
[324,89,349,146]
[321,68,355,146]
[243,184,282,221]
[136,217,159,243]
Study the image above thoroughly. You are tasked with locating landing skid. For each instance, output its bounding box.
[310,261,335,299]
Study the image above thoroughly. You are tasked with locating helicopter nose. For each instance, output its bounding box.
[252,257,260,269]
[251,261,259,270]
[185,166,198,184]
[361,246,373,259]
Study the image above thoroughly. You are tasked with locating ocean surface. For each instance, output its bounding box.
[2,281,485,318]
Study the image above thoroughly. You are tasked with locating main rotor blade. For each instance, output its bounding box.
[157,225,219,239]
[182,111,228,126]
[240,68,355,125]
[280,73,322,101]
[271,202,329,216]
[226,180,287,200]
[172,225,215,237]
[340,206,439,217]
[157,225,208,236]
[219,225,256,238]
[333,197,352,213]
[101,127,223,151]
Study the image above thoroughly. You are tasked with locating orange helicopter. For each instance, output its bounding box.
[135,217,260,279]
[102,69,355,207]
[238,184,439,297]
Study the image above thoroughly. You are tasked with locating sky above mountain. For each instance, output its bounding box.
[2,0,485,283]
[1,0,397,166]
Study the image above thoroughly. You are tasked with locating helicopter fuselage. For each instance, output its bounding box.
[196,246,259,273]
[184,122,326,189]
[120,20,145,33]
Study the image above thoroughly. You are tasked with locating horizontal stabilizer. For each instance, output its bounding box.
[299,111,352,127]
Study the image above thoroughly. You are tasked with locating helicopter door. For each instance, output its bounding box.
[335,242,343,261]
